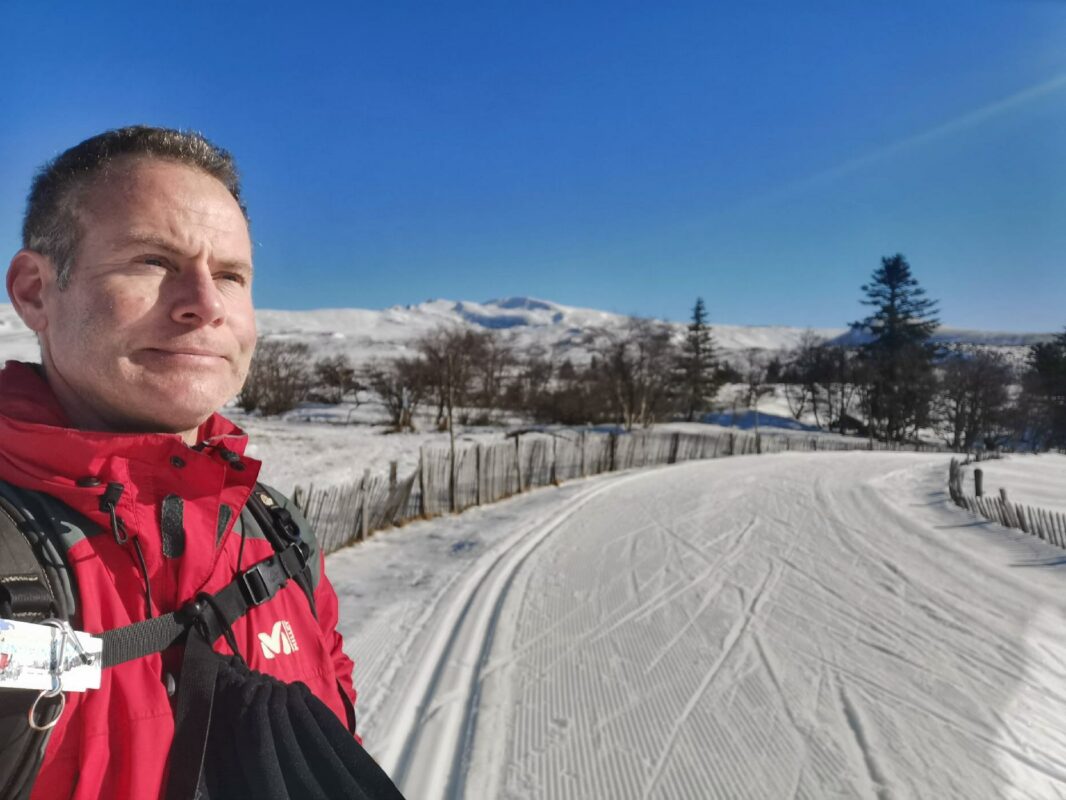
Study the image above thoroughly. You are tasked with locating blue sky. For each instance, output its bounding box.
[2,1,1065,331]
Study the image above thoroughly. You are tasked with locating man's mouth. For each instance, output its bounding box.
[143,348,228,363]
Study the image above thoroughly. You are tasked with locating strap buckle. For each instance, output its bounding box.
[279,542,310,579]
[237,565,273,606]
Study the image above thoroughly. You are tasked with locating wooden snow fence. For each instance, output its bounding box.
[297,428,940,556]
[948,457,1066,549]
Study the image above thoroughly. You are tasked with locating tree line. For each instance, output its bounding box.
[237,255,1066,453]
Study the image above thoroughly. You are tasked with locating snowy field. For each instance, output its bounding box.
[956,455,1066,516]
[232,406,510,495]
[235,409,870,497]
[328,451,1066,799]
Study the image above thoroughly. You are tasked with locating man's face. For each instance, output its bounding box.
[35,157,256,439]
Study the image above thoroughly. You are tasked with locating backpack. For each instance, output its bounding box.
[0,481,405,800]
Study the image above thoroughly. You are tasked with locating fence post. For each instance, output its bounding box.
[359,469,370,541]
[418,447,426,517]
[449,438,457,514]
[729,432,736,456]
[389,461,397,491]
[974,468,983,498]
[551,435,558,485]
[609,432,617,471]
[476,444,482,506]
[515,434,523,492]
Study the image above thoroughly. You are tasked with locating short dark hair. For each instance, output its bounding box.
[22,125,248,288]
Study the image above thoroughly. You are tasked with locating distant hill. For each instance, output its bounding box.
[0,297,1055,367]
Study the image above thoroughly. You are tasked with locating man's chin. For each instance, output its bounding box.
[122,388,230,437]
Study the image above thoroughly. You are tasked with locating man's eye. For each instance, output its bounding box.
[141,256,167,267]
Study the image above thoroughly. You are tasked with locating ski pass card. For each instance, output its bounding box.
[0,618,102,692]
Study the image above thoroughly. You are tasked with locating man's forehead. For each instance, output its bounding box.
[81,157,243,218]
[79,160,251,242]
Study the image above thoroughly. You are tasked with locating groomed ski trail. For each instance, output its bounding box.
[379,473,648,800]
[334,451,1066,799]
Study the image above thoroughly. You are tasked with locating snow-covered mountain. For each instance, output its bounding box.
[0,297,1055,367]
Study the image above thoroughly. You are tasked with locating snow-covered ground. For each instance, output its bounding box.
[4,297,1063,796]
[235,408,870,497]
[328,451,1066,799]
[231,405,510,495]
[957,454,1066,515]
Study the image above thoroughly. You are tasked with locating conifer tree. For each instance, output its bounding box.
[852,254,940,442]
[678,297,720,421]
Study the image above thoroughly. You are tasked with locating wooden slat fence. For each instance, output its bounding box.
[296,428,945,556]
[948,457,1066,548]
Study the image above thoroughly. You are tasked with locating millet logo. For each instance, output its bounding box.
[258,620,299,659]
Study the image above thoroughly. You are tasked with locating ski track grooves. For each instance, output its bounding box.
[386,472,646,800]
[347,452,1066,798]
[837,678,892,800]
[641,563,779,799]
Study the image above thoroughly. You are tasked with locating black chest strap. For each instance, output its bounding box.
[99,540,311,668]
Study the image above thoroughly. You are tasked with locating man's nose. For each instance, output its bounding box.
[171,264,225,327]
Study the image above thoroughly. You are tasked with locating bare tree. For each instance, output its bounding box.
[782,331,824,422]
[238,339,312,416]
[505,345,554,415]
[739,348,774,432]
[470,335,514,421]
[366,357,426,432]
[592,318,677,430]
[311,354,359,405]
[417,326,488,432]
[935,348,1013,451]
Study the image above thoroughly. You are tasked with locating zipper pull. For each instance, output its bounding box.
[99,482,128,545]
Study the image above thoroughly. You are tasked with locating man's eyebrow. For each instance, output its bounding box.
[218,257,255,275]
[117,233,254,274]
[117,232,186,253]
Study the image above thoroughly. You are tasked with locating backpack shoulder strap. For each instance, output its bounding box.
[241,483,319,618]
[0,481,79,800]
[0,502,55,623]
[0,480,98,624]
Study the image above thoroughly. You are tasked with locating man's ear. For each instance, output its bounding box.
[7,249,54,333]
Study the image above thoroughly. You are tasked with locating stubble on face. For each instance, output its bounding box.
[37,157,257,441]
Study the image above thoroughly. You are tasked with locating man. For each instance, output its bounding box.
[2,127,357,798]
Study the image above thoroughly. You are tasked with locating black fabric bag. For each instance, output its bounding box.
[196,657,404,800]
[165,597,406,800]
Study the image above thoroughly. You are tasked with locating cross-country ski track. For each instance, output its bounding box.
[327,451,1066,799]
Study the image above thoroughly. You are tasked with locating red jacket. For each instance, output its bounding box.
[0,361,357,800]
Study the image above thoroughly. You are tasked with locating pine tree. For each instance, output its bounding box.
[678,297,720,421]
[852,254,940,442]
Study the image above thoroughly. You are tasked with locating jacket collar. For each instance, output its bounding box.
[0,360,256,492]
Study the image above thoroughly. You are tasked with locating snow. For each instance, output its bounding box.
[3,288,1063,796]
[957,454,1066,515]
[327,451,1066,799]
[233,408,510,496]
